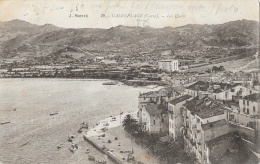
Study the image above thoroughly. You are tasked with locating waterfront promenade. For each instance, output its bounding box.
[84,112,158,164]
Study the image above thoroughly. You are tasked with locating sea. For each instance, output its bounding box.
[0,78,155,164]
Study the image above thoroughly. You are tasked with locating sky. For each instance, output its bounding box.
[0,0,259,29]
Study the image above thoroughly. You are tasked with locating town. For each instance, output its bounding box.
[134,60,260,163]
[2,52,260,164]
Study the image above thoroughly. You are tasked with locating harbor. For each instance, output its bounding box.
[83,112,157,164]
[0,79,156,164]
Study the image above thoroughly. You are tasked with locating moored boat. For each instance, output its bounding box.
[102,81,118,85]
[1,121,10,125]
[69,143,78,153]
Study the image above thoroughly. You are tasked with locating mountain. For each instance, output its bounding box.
[0,19,258,63]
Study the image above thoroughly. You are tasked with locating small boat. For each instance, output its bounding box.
[57,144,63,149]
[102,81,118,85]
[69,144,78,153]
[81,122,88,129]
[96,159,107,164]
[1,121,10,125]
[68,137,73,142]
[88,155,95,161]
[70,146,77,153]
[78,128,82,133]
[50,112,58,116]
[18,142,29,148]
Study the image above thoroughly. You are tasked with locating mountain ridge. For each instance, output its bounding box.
[0,19,258,64]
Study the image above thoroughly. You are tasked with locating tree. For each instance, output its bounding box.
[147,133,160,154]
[136,128,148,147]
[122,114,137,133]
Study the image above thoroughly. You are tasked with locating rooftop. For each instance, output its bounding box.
[243,93,260,102]
[206,132,236,147]
[139,87,178,98]
[139,91,160,98]
[202,119,229,131]
[71,69,84,72]
[169,95,192,105]
[186,81,239,93]
[172,86,185,94]
[184,96,225,119]
[186,81,209,91]
[159,60,178,62]
[145,104,167,116]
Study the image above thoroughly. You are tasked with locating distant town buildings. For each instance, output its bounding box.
[158,60,179,72]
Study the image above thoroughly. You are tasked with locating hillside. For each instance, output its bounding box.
[0,19,258,63]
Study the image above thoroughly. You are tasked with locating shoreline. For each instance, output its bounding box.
[83,111,158,164]
[0,78,166,89]
[0,79,160,164]
[86,111,138,138]
[84,111,138,164]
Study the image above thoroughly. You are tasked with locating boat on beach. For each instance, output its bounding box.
[102,81,118,85]
[1,121,10,125]
[50,112,58,116]
[88,155,95,161]
[69,143,78,153]
[57,144,63,149]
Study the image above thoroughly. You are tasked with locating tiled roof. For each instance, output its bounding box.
[184,96,225,119]
[186,81,239,92]
[145,104,167,116]
[213,88,223,93]
[183,96,199,110]
[206,132,236,147]
[139,91,160,98]
[201,119,229,131]
[243,93,260,102]
[186,81,208,90]
[169,95,191,105]
[172,86,185,93]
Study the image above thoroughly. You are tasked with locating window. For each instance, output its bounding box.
[153,120,155,125]
[253,107,256,112]
[247,108,249,114]
[250,90,252,94]
[231,89,235,92]
[243,100,245,105]
[247,101,249,105]
[162,118,164,123]
[243,108,245,113]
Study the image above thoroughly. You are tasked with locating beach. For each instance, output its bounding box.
[0,78,157,164]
